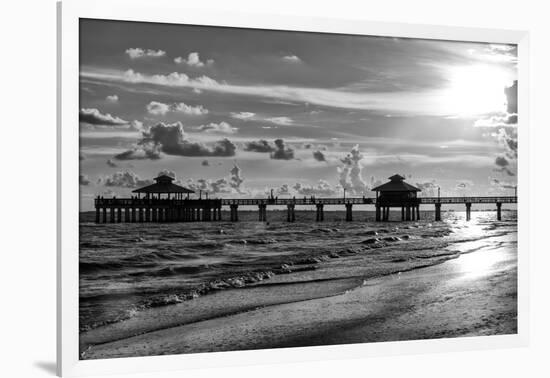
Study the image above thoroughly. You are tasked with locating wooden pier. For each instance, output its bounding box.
[94,195,517,224]
[93,174,517,224]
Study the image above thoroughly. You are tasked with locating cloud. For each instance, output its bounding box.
[146,101,208,116]
[243,139,295,160]
[99,171,154,188]
[79,108,128,126]
[456,180,473,190]
[115,122,236,159]
[265,117,293,126]
[106,94,119,102]
[106,159,118,168]
[201,160,210,166]
[244,139,275,153]
[312,150,326,162]
[282,55,302,63]
[229,163,245,193]
[490,177,516,191]
[185,164,245,196]
[83,68,470,115]
[271,139,295,160]
[174,52,213,67]
[79,174,91,186]
[125,48,166,59]
[495,155,515,176]
[196,122,238,134]
[337,145,367,195]
[230,112,255,120]
[416,180,438,196]
[292,180,339,197]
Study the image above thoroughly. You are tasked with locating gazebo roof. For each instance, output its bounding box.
[132,174,195,194]
[371,174,421,192]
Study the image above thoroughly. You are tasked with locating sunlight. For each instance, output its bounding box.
[443,65,513,116]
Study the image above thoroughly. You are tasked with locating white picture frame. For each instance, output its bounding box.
[57,0,530,376]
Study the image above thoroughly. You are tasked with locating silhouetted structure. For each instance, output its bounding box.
[94,173,516,224]
[132,174,194,199]
[372,174,421,221]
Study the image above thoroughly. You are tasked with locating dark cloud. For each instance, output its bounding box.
[99,171,154,188]
[115,122,237,160]
[244,139,275,153]
[312,150,326,162]
[79,174,91,186]
[271,139,295,160]
[79,108,128,126]
[495,155,515,176]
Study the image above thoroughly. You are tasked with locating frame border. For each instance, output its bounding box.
[58,1,530,376]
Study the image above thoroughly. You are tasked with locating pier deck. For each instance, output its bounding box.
[94,196,517,223]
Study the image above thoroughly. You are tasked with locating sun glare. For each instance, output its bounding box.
[444,65,513,116]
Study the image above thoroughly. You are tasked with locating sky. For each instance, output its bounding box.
[79,18,518,211]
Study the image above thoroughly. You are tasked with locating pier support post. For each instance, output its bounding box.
[217,207,222,221]
[110,207,115,223]
[316,203,324,222]
[131,208,136,223]
[416,205,420,221]
[401,206,405,221]
[411,206,415,221]
[117,208,122,223]
[125,208,130,223]
[145,208,151,222]
[375,205,381,221]
[406,206,411,221]
[435,203,441,221]
[230,204,239,222]
[102,207,107,223]
[95,208,100,223]
[496,202,502,221]
[345,203,353,221]
[152,208,157,222]
[385,206,390,221]
[465,203,472,221]
[138,208,144,223]
[287,204,295,222]
[258,204,267,222]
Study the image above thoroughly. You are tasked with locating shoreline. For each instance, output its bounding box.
[80,232,517,360]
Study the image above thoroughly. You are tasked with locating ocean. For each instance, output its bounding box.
[79,209,517,334]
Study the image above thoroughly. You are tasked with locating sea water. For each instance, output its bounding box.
[79,209,517,332]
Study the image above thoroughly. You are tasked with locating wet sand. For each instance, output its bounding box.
[81,232,517,359]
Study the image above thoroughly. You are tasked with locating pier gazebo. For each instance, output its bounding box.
[372,174,421,221]
[132,174,194,200]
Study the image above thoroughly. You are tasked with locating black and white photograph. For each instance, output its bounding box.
[78,18,519,360]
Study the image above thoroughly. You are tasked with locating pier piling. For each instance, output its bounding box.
[345,203,353,221]
[496,202,502,221]
[465,203,472,221]
[316,203,324,222]
[435,203,441,221]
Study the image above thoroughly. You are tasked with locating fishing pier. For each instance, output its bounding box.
[94,174,517,223]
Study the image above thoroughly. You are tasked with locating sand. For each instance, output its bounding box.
[80,232,517,360]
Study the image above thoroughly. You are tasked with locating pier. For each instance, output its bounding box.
[94,174,516,224]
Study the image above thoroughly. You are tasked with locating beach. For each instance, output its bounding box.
[79,210,517,359]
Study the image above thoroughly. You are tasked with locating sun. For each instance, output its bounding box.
[443,64,514,117]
